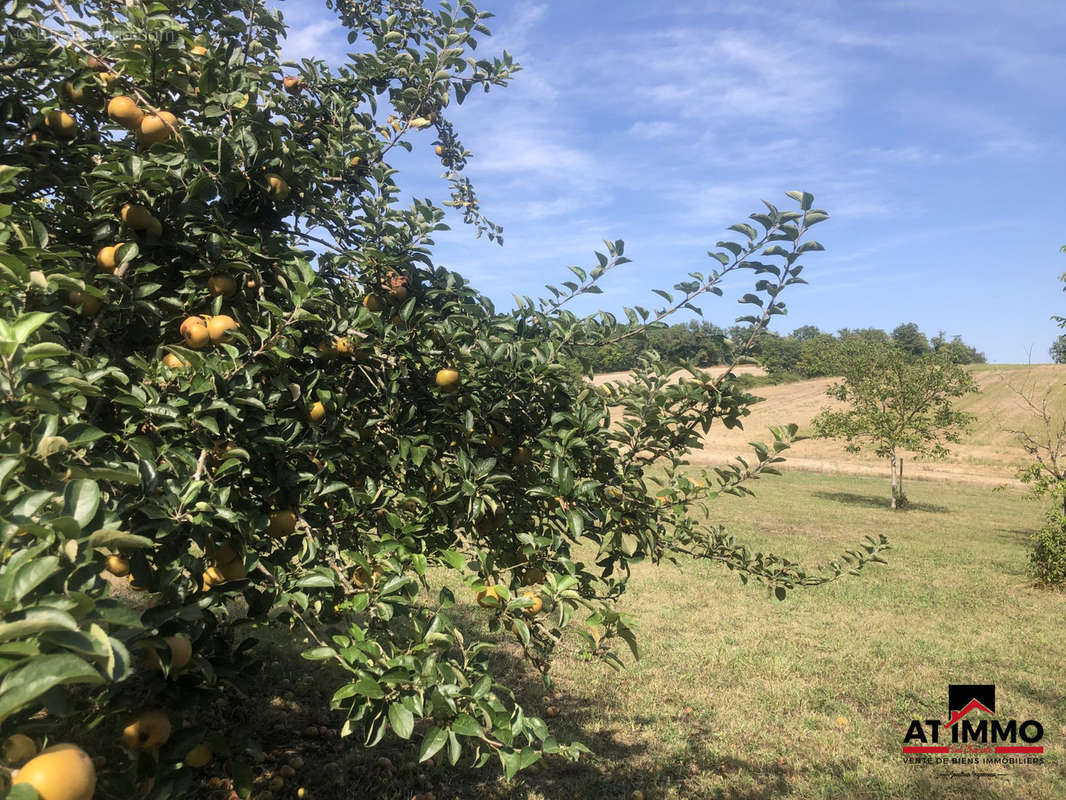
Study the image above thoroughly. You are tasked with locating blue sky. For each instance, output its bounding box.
[279,0,1066,363]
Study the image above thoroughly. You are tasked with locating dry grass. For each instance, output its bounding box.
[602,364,1066,487]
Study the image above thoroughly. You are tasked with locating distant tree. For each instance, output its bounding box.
[1050,334,1066,364]
[578,320,727,373]
[757,331,803,374]
[753,324,982,380]
[891,322,931,356]
[931,331,987,364]
[792,324,822,341]
[839,327,891,345]
[727,323,758,344]
[795,333,843,377]
[813,343,978,508]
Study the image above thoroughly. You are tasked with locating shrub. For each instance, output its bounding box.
[1029,510,1066,587]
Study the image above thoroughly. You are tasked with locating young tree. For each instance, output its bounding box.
[0,2,889,796]
[1015,265,1066,586]
[1005,372,1066,514]
[813,343,978,508]
[1022,264,1066,510]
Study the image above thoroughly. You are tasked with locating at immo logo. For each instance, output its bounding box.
[902,684,1044,754]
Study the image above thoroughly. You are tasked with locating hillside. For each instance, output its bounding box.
[589,363,767,387]
[599,364,1066,485]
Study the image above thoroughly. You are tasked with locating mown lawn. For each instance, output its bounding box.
[246,470,1063,799]
[442,470,1065,800]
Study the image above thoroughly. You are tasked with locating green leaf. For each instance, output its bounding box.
[63,424,107,447]
[568,509,584,538]
[67,466,139,484]
[8,556,59,603]
[785,190,814,210]
[353,676,385,699]
[6,784,40,800]
[0,253,28,282]
[0,457,18,492]
[510,617,530,645]
[388,701,415,739]
[419,725,448,762]
[500,749,522,781]
[296,574,335,589]
[231,758,253,800]
[21,342,69,362]
[86,530,155,550]
[10,490,52,519]
[62,480,100,528]
[331,682,361,704]
[440,549,466,570]
[0,609,78,642]
[450,712,483,737]
[0,653,103,723]
[11,312,52,344]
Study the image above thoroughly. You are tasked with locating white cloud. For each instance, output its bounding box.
[473,129,595,177]
[597,26,843,128]
[280,20,345,64]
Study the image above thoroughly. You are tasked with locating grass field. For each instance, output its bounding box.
[247,469,1063,800]
[604,363,1066,487]
[444,470,1064,800]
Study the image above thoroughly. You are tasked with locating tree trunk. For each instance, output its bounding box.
[898,457,904,507]
[889,451,898,509]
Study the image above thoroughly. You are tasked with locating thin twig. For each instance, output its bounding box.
[192,448,209,480]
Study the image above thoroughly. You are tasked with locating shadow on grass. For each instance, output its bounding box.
[237,607,1045,800]
[999,528,1039,540]
[430,656,1023,799]
[813,491,950,514]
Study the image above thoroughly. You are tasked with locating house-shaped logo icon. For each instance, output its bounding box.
[945,684,995,727]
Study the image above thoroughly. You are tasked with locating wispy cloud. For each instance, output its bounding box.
[600,26,843,128]
[282,0,1066,362]
[627,121,680,140]
[891,95,1042,158]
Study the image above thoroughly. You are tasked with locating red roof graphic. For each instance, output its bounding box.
[944,698,994,728]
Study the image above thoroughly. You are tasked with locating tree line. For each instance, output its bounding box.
[578,320,986,377]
